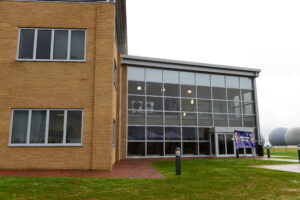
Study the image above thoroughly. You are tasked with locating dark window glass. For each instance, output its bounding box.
[11,110,28,143]
[128,142,145,156]
[243,102,255,114]
[212,87,226,100]
[70,30,85,60]
[243,115,256,127]
[53,30,68,59]
[128,126,145,140]
[241,89,254,102]
[165,127,181,140]
[239,148,245,154]
[147,142,163,156]
[198,99,212,113]
[198,113,213,126]
[182,112,197,126]
[48,110,64,143]
[164,83,179,97]
[183,142,198,155]
[197,86,211,99]
[199,142,210,155]
[227,88,241,101]
[229,114,243,127]
[19,29,35,59]
[213,100,227,113]
[147,111,163,125]
[128,110,145,125]
[198,128,210,140]
[128,95,145,110]
[214,114,228,127]
[146,82,163,96]
[30,110,46,143]
[181,85,196,98]
[36,30,52,59]
[164,98,180,111]
[66,111,82,143]
[147,127,163,140]
[246,148,252,154]
[165,112,180,126]
[228,101,241,114]
[165,142,181,155]
[181,98,196,112]
[218,134,226,155]
[146,97,163,111]
[226,134,234,154]
[128,81,145,95]
[182,127,197,140]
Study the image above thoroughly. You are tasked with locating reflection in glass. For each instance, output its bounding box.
[48,110,64,143]
[128,110,145,125]
[181,98,196,112]
[213,100,227,113]
[240,77,253,89]
[198,113,213,126]
[128,126,145,140]
[199,142,210,155]
[11,110,29,143]
[196,73,210,86]
[182,112,197,126]
[19,29,35,59]
[182,127,197,140]
[197,86,211,99]
[199,128,210,140]
[180,72,195,85]
[228,101,241,114]
[70,30,85,60]
[226,76,239,88]
[36,30,52,59]
[241,89,254,102]
[128,81,145,95]
[165,142,181,155]
[147,142,163,156]
[198,100,212,113]
[211,75,225,87]
[164,98,180,111]
[229,114,243,127]
[146,97,163,111]
[147,127,163,140]
[128,95,145,110]
[181,85,196,98]
[128,142,145,156]
[165,112,180,126]
[165,127,181,140]
[243,115,256,127]
[147,111,163,125]
[214,114,228,127]
[218,134,226,155]
[146,82,163,96]
[183,142,198,155]
[66,111,82,143]
[30,110,46,143]
[227,88,241,101]
[212,87,226,99]
[243,102,255,114]
[164,84,179,97]
[226,134,234,154]
[53,30,68,59]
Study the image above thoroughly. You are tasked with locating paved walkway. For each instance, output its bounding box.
[259,157,299,162]
[0,160,164,178]
[253,164,300,173]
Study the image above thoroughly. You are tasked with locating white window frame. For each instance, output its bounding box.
[9,109,84,147]
[16,28,87,62]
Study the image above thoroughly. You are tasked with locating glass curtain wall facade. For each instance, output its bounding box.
[127,66,256,157]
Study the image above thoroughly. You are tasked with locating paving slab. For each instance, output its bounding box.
[259,158,299,162]
[252,164,300,173]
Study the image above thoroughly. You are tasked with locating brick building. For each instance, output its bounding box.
[0,0,261,171]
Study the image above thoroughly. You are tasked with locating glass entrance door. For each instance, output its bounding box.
[217,133,234,156]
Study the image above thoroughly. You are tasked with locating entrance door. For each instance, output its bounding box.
[217,133,234,156]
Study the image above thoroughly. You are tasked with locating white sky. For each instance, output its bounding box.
[126,0,300,138]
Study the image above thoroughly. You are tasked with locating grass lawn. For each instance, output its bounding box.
[1,158,300,200]
[264,149,299,160]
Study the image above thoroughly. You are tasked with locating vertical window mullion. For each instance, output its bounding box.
[67,30,71,61]
[45,110,49,144]
[33,29,38,60]
[26,110,32,144]
[50,30,55,60]
[63,110,67,144]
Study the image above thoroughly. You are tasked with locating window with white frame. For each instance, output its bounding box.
[10,109,83,145]
[17,28,86,61]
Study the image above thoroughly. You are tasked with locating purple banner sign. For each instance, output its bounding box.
[234,130,256,148]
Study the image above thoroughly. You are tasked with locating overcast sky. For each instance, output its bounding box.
[126,0,300,138]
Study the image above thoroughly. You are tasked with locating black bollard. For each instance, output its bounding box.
[175,147,181,175]
[267,146,271,158]
[298,144,300,163]
[236,148,239,159]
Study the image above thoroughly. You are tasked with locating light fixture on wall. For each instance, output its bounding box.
[137,86,142,91]
[187,89,192,94]
[183,112,186,117]
[161,88,166,92]
[191,99,194,104]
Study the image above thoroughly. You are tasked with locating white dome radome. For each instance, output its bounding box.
[269,127,288,146]
[285,128,300,145]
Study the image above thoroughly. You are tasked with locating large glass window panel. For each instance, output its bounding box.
[246,148,253,154]
[226,76,239,88]
[199,142,210,155]
[241,89,254,102]
[36,30,52,59]
[128,81,145,95]
[147,142,163,156]
[212,87,226,100]
[11,110,29,144]
[53,30,68,60]
[66,111,82,143]
[147,111,163,125]
[183,142,198,155]
[226,134,234,154]
[128,126,145,140]
[198,99,212,113]
[48,110,64,143]
[198,113,213,126]
[128,95,145,111]
[146,82,163,96]
[213,100,227,113]
[227,89,241,101]
[147,127,163,140]
[218,134,226,155]
[70,30,85,60]
[197,86,211,99]
[243,102,255,114]
[165,142,181,155]
[146,97,163,111]
[182,112,197,126]
[164,84,179,97]
[240,77,253,89]
[211,75,225,87]
[181,85,196,98]
[243,115,256,127]
[229,114,243,127]
[163,70,179,84]
[214,114,228,127]
[164,98,180,111]
[228,101,241,114]
[180,72,195,85]
[165,127,181,140]
[181,98,196,112]
[239,148,245,154]
[128,142,145,156]
[146,69,162,82]
[30,110,46,143]
[18,29,35,59]
[196,73,210,86]
[128,67,145,81]
[198,128,210,140]
[165,112,180,126]
[128,110,145,125]
[182,127,197,140]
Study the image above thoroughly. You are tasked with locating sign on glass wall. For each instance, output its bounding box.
[234,130,255,148]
